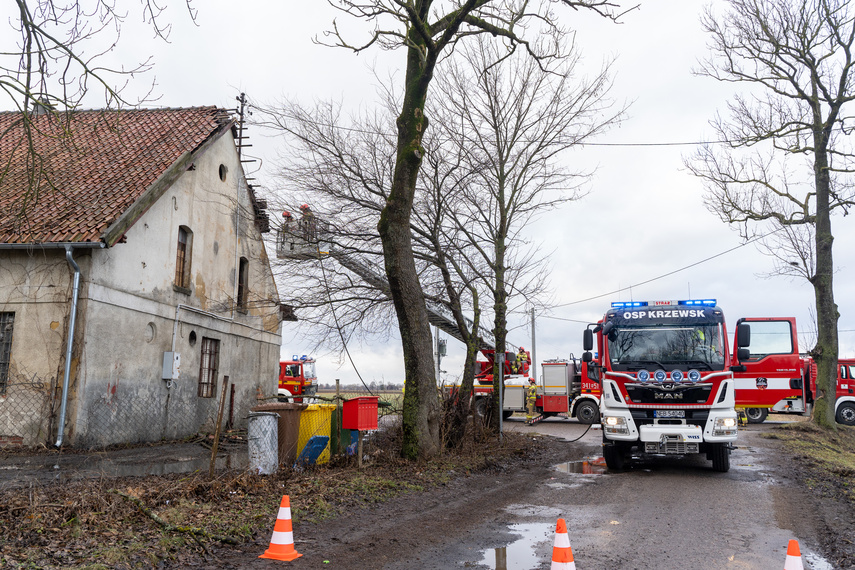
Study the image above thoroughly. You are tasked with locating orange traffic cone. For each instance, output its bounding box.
[259,495,302,561]
[551,518,576,570]
[783,539,804,570]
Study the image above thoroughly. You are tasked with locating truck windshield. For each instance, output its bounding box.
[303,362,316,379]
[608,324,725,370]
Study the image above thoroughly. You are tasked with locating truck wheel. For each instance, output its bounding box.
[574,400,599,425]
[502,410,514,420]
[745,408,768,424]
[474,398,488,418]
[836,402,855,426]
[711,443,730,472]
[603,443,626,471]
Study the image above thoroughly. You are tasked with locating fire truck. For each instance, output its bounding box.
[731,317,805,423]
[464,349,602,424]
[729,317,855,426]
[278,355,317,402]
[583,299,742,472]
[794,357,855,425]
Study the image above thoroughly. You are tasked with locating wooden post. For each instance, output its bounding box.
[357,430,364,469]
[209,376,229,478]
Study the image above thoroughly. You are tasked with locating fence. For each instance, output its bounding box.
[0,377,52,448]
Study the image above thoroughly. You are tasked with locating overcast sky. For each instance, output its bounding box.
[5,1,854,386]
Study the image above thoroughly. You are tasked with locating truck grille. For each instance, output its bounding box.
[644,441,700,454]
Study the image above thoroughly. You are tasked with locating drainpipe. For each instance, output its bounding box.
[55,245,82,448]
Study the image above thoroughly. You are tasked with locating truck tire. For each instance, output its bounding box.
[474,398,488,419]
[745,408,768,424]
[710,443,730,472]
[502,410,514,420]
[836,402,855,426]
[574,400,599,425]
[603,443,626,471]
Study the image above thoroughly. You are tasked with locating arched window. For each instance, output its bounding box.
[174,226,193,291]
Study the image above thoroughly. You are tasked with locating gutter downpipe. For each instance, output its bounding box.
[56,245,82,448]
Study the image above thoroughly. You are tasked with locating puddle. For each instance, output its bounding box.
[555,456,608,475]
[476,522,552,569]
[0,446,248,490]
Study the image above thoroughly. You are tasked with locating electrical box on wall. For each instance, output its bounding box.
[162,352,180,380]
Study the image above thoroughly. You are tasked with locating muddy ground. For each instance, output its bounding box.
[1,421,853,569]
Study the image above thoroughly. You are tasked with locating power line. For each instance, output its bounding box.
[544,229,781,311]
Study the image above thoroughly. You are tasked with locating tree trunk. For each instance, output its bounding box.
[490,228,508,432]
[378,22,440,459]
[811,142,839,429]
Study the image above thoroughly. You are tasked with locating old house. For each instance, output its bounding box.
[0,107,283,448]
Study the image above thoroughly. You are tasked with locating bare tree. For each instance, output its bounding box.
[322,0,631,458]
[1,1,196,217]
[432,36,624,429]
[686,0,855,428]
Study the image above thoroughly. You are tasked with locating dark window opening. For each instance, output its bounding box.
[0,312,13,396]
[198,337,219,398]
[237,257,249,312]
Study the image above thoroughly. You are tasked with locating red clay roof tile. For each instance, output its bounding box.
[0,107,233,244]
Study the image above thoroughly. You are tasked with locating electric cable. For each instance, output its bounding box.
[316,247,376,396]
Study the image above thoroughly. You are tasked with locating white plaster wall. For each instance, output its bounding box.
[73,132,282,447]
[0,131,282,448]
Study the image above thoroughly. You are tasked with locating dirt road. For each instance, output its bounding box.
[244,418,837,569]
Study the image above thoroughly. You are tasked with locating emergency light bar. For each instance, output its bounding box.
[611,299,716,309]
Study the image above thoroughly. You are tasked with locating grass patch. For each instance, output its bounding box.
[0,428,541,568]
[768,422,855,500]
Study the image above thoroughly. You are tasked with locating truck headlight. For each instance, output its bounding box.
[603,415,629,435]
[713,417,738,436]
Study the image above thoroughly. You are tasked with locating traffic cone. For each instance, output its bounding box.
[259,495,302,561]
[551,518,576,570]
[784,539,804,570]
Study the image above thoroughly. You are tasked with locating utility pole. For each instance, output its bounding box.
[531,308,537,383]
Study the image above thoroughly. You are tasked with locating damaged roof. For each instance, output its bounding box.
[0,107,234,245]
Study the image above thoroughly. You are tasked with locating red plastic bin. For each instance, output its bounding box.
[342,397,379,430]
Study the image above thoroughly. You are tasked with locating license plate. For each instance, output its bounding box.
[654,410,685,418]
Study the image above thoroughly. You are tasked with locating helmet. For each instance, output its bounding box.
[282,211,292,218]
[300,204,309,210]
[519,347,525,351]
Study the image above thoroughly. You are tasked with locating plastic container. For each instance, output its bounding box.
[297,404,335,465]
[247,411,279,475]
[251,402,307,466]
[342,396,379,431]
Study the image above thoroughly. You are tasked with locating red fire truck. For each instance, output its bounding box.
[583,299,742,472]
[465,350,602,424]
[278,355,317,402]
[731,317,805,423]
[799,357,855,425]
[729,317,855,425]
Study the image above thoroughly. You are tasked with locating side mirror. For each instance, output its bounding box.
[737,323,751,348]
[583,329,593,351]
[737,347,750,361]
[582,351,593,363]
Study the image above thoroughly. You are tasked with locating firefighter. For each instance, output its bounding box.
[525,377,537,424]
[515,347,528,375]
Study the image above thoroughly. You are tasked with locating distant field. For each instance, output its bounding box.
[315,389,403,412]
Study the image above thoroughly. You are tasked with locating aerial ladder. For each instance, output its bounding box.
[275,211,494,350]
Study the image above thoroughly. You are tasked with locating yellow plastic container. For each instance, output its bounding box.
[296,404,335,465]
